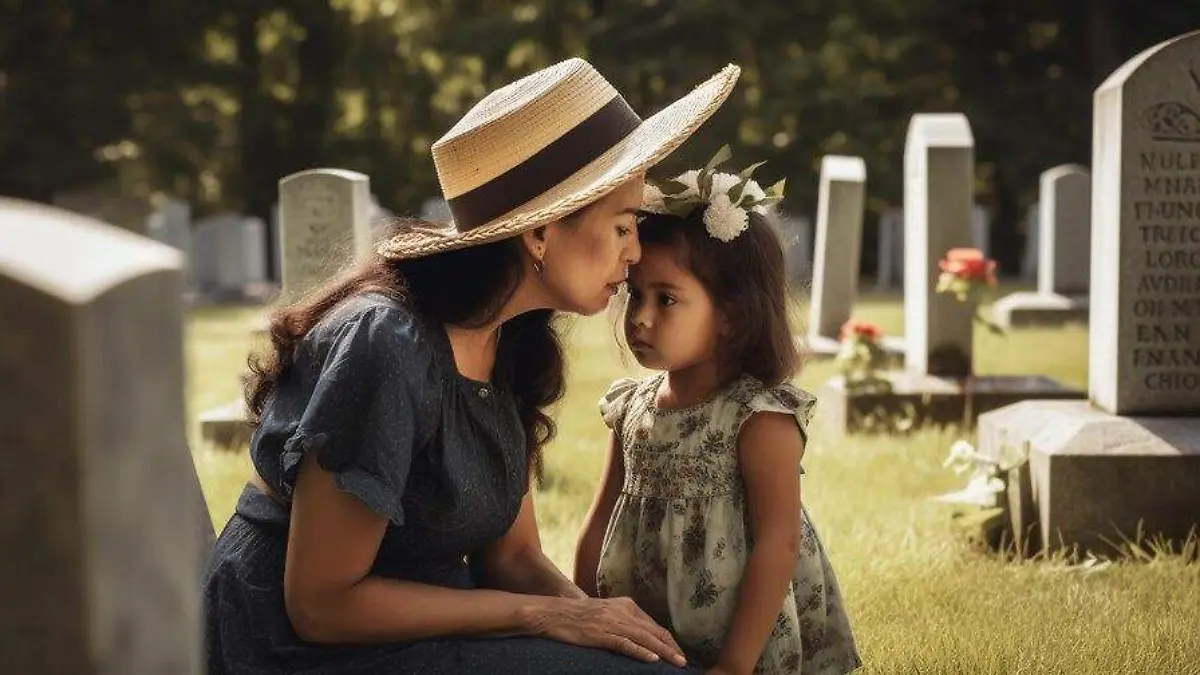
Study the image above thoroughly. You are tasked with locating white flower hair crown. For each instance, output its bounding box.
[641,145,786,242]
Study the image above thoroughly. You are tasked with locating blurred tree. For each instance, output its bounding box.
[2,0,1197,271]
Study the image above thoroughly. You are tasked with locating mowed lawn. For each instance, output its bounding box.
[187,289,1200,675]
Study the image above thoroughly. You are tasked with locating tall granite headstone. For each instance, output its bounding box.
[0,197,208,673]
[978,31,1200,554]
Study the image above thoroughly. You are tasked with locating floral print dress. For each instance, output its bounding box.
[595,374,862,675]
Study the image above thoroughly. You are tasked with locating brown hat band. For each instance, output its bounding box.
[448,95,642,231]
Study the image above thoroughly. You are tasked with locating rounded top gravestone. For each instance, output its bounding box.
[1,197,205,674]
[278,168,374,301]
[1090,30,1200,415]
[820,155,867,182]
[0,197,182,302]
[1037,164,1091,297]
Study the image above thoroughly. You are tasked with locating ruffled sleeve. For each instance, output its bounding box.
[734,382,817,471]
[255,300,437,526]
[598,377,639,437]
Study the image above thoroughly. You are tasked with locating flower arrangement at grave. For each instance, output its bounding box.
[931,247,1026,551]
[835,319,893,394]
[935,247,1005,335]
[933,438,1030,552]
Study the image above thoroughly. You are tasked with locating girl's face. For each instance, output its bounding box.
[624,244,723,372]
[537,178,644,316]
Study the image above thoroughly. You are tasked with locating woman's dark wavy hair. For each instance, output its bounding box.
[245,217,565,483]
[635,208,801,387]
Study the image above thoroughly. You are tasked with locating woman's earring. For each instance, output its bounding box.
[533,259,545,276]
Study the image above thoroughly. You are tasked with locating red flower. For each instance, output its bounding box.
[840,319,884,343]
[939,247,998,285]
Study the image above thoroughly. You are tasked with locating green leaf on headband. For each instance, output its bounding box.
[738,161,767,181]
[705,145,732,172]
[765,178,786,197]
[751,195,784,208]
[664,198,697,218]
[731,176,752,205]
[657,178,692,195]
[698,168,715,200]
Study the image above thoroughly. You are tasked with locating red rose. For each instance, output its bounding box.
[939,247,998,285]
[840,319,884,343]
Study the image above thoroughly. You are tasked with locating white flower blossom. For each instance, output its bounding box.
[703,193,748,242]
[708,171,741,197]
[641,183,667,213]
[674,169,701,197]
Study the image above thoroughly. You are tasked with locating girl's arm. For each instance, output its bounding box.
[283,452,685,666]
[574,431,626,597]
[714,412,805,675]
[473,490,588,600]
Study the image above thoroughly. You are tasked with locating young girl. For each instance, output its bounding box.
[575,152,862,675]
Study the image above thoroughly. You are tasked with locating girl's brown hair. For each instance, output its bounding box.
[635,209,801,387]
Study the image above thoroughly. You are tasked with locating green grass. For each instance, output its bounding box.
[187,289,1200,674]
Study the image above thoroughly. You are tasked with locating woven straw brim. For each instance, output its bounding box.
[378,64,741,260]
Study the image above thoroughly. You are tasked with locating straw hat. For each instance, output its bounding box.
[377,58,741,259]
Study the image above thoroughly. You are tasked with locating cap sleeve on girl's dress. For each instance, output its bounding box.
[598,377,640,437]
[733,382,817,472]
[270,304,437,526]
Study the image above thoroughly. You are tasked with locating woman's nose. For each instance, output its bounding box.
[624,236,642,265]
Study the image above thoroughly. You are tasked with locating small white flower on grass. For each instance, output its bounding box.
[703,193,748,242]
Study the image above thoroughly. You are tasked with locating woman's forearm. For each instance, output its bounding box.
[482,548,588,599]
[289,576,547,644]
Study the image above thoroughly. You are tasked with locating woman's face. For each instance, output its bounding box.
[537,177,645,315]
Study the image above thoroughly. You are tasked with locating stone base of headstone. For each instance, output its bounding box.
[991,292,1089,329]
[198,399,253,451]
[816,372,1083,436]
[977,400,1200,555]
[802,334,907,366]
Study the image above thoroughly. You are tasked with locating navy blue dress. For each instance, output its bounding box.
[201,293,699,674]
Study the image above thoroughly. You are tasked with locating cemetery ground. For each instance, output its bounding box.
[188,287,1199,675]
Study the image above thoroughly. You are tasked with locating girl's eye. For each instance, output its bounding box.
[628,288,643,302]
[616,225,632,237]
[660,295,677,307]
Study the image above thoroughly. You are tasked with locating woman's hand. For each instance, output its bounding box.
[520,596,688,667]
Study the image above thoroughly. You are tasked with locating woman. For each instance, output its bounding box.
[202,58,740,674]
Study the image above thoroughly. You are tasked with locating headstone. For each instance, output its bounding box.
[978,30,1200,554]
[269,202,282,283]
[991,166,1092,328]
[1092,34,1200,415]
[971,204,992,256]
[1039,165,1092,296]
[279,169,374,301]
[420,196,452,224]
[1019,202,1040,282]
[201,169,374,449]
[369,194,397,242]
[904,114,977,377]
[873,207,904,290]
[0,197,208,673]
[818,114,1081,435]
[240,216,269,286]
[51,182,154,236]
[805,157,904,363]
[192,213,254,300]
[787,215,814,285]
[146,198,194,289]
[809,156,868,342]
